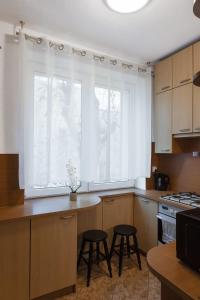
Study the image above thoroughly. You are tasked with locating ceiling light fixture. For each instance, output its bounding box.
[105,0,150,14]
[193,0,200,18]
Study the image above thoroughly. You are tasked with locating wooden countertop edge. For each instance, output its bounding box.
[0,188,191,223]
[0,197,102,224]
[147,244,198,300]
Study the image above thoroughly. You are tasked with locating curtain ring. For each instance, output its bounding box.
[110,59,117,66]
[49,41,53,47]
[59,44,64,50]
[81,51,86,56]
[36,38,42,44]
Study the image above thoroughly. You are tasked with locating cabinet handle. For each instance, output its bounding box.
[140,198,150,203]
[161,86,170,91]
[179,128,191,133]
[180,78,190,84]
[161,149,170,153]
[60,216,74,220]
[105,199,115,203]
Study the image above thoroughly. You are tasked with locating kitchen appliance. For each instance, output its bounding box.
[154,172,169,191]
[157,203,183,244]
[160,192,200,207]
[176,208,200,272]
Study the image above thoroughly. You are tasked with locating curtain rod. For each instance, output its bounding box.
[23,33,150,74]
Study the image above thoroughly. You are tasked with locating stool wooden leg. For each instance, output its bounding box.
[87,242,93,287]
[96,242,100,265]
[110,232,117,259]
[119,236,124,277]
[133,234,142,270]
[77,239,86,271]
[126,235,131,258]
[103,240,112,278]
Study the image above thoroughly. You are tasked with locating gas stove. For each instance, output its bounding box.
[160,192,200,207]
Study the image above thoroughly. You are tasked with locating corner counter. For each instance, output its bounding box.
[147,243,200,300]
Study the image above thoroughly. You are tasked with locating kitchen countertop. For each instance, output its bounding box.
[147,243,200,300]
[0,188,191,223]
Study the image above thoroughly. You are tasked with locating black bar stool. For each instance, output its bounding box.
[110,224,142,276]
[77,229,112,286]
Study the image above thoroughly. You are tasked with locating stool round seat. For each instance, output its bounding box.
[83,230,107,242]
[114,224,137,236]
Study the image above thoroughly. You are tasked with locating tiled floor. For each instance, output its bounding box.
[57,255,161,300]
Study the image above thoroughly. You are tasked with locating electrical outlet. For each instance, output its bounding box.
[152,166,157,173]
[192,152,200,157]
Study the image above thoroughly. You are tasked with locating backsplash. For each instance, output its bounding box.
[147,141,200,193]
[0,154,24,206]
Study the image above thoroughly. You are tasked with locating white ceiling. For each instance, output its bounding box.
[0,0,200,63]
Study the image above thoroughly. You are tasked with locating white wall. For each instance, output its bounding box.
[0,21,19,153]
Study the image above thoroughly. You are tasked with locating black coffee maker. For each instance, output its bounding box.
[154,171,170,191]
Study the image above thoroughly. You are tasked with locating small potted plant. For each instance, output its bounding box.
[66,160,81,201]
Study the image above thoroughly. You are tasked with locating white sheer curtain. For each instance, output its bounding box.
[16,36,152,197]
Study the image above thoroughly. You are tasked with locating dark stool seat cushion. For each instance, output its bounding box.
[83,230,107,242]
[114,224,137,236]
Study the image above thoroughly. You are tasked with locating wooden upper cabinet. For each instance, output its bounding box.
[193,41,200,75]
[193,85,200,132]
[154,57,172,94]
[30,213,77,299]
[0,220,30,300]
[172,83,193,134]
[155,90,172,153]
[172,46,193,88]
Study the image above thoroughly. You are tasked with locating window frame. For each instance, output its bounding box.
[24,63,136,198]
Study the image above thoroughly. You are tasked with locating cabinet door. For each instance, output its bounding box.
[0,220,30,300]
[102,195,134,243]
[172,84,193,134]
[30,213,77,299]
[193,41,200,75]
[134,197,158,253]
[155,90,172,153]
[154,57,172,94]
[193,85,200,132]
[172,46,193,88]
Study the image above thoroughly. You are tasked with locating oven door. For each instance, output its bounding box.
[157,213,176,244]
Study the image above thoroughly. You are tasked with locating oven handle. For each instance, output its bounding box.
[156,213,176,225]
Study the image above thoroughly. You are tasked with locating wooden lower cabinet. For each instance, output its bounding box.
[30,213,77,299]
[102,194,134,244]
[134,197,158,253]
[77,203,102,249]
[0,219,30,300]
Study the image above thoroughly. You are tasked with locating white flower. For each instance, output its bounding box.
[66,160,81,192]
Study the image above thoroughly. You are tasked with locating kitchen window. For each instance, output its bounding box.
[17,37,152,198]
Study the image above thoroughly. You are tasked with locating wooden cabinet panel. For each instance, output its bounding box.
[193,85,200,132]
[30,213,77,299]
[102,195,134,244]
[0,220,30,300]
[193,41,200,75]
[155,90,172,153]
[134,197,158,253]
[172,84,193,134]
[77,203,102,249]
[172,46,193,88]
[155,57,172,94]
